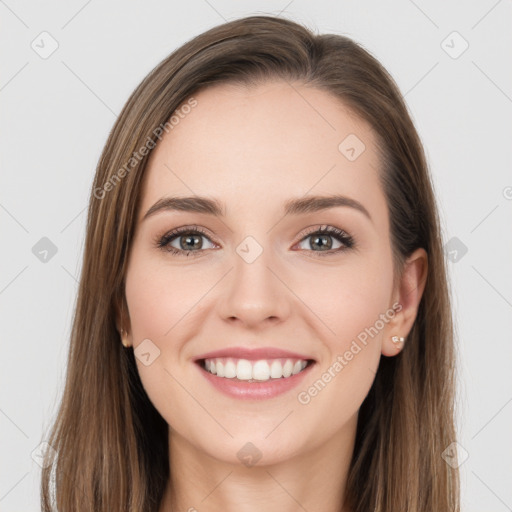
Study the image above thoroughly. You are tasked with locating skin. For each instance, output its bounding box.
[119,80,427,512]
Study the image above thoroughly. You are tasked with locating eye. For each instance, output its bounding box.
[294,225,354,257]
[156,225,216,257]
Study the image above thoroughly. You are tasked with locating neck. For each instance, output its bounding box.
[159,414,357,512]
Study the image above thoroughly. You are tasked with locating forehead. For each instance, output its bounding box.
[139,80,385,225]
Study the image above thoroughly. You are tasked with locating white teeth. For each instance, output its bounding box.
[282,360,293,377]
[270,360,282,378]
[292,360,303,375]
[224,360,237,378]
[236,359,252,380]
[202,357,310,380]
[252,360,270,381]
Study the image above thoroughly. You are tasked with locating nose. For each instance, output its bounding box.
[218,240,291,329]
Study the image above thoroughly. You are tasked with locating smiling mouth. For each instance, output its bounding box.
[197,357,316,382]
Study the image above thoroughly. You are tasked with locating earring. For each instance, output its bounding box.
[391,335,405,349]
[120,329,131,348]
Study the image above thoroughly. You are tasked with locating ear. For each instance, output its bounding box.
[381,248,428,357]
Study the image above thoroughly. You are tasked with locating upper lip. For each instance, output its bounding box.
[194,346,316,362]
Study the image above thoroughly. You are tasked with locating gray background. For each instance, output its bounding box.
[1,1,511,510]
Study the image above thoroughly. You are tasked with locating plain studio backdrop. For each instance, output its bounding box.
[1,1,511,510]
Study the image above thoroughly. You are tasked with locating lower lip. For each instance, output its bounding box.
[195,361,315,400]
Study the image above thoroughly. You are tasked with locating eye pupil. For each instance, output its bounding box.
[311,235,332,251]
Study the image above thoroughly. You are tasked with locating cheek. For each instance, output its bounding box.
[290,255,394,348]
[290,256,393,427]
[124,252,206,342]
[124,252,209,427]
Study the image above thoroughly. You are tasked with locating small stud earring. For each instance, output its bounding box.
[120,329,131,348]
[391,335,405,347]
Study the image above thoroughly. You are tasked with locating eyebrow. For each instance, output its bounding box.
[142,194,372,222]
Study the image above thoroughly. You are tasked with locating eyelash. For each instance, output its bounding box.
[154,224,355,258]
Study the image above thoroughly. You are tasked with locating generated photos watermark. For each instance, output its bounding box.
[93,97,198,200]
[297,301,403,405]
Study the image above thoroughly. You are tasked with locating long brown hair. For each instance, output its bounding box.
[40,15,460,511]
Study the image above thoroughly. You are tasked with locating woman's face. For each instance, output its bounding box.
[123,80,417,465]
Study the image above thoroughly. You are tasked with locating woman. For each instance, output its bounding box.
[40,14,460,512]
